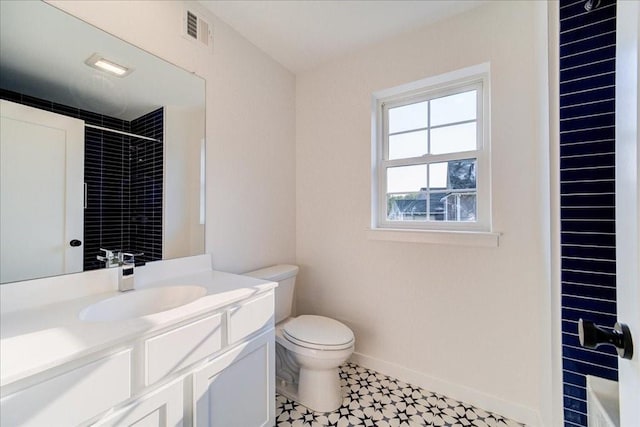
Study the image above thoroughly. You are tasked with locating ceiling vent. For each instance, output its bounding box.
[183,8,212,50]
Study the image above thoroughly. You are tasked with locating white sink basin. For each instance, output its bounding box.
[79,285,207,322]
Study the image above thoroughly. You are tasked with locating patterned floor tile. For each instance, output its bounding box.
[275,363,524,427]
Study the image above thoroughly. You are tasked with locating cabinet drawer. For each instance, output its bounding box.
[228,292,274,345]
[0,350,131,427]
[145,312,223,385]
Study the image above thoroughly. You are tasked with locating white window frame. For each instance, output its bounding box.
[372,63,492,233]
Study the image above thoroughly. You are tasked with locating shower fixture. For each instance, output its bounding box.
[584,0,601,12]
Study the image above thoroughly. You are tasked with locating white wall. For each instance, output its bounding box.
[45,0,554,423]
[164,105,205,259]
[47,0,296,273]
[295,1,551,425]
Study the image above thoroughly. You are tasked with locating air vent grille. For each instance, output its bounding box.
[186,11,198,39]
[183,8,212,51]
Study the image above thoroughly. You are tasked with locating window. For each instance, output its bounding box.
[373,65,491,232]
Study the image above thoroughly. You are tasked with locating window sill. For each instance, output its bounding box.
[366,228,500,247]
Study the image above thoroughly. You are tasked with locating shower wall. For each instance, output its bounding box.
[558,1,618,426]
[130,109,164,264]
[0,89,164,270]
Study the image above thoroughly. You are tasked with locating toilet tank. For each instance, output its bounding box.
[244,264,299,324]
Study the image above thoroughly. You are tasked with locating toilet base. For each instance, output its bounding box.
[275,339,349,413]
[298,366,343,412]
[275,376,299,402]
[275,367,344,413]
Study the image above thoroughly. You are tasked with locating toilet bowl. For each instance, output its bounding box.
[276,315,354,412]
[244,265,355,413]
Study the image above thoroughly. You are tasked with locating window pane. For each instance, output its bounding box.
[428,162,448,189]
[387,164,426,193]
[388,130,427,160]
[444,193,476,221]
[448,159,476,189]
[430,122,476,155]
[430,90,476,126]
[387,193,426,221]
[388,101,427,134]
[428,192,446,221]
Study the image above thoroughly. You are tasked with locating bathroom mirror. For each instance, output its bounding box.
[0,1,206,284]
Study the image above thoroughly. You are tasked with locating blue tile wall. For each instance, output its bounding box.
[0,89,163,270]
[84,126,132,270]
[130,109,164,264]
[559,1,618,426]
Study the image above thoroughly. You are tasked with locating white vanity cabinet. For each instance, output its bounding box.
[0,287,276,427]
[0,350,132,427]
[192,329,274,427]
[144,312,224,386]
[91,378,184,427]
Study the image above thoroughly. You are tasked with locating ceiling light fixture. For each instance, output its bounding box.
[85,53,132,77]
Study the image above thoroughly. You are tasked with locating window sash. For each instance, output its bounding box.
[383,159,478,223]
[382,81,483,162]
[375,76,489,231]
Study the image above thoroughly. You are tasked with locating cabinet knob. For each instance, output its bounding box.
[69,239,82,247]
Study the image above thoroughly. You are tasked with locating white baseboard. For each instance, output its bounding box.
[349,352,542,427]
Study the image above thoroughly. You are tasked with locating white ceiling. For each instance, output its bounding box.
[200,0,486,74]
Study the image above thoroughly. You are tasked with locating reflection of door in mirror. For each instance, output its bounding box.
[0,100,84,283]
[0,90,166,276]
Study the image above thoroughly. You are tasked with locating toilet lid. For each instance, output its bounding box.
[283,315,354,350]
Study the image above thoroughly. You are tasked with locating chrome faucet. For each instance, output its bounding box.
[97,248,121,268]
[97,249,144,292]
[117,252,144,292]
[118,255,135,292]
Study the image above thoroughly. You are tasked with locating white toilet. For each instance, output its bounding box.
[245,264,354,413]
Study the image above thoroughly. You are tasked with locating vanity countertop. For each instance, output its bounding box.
[0,269,276,389]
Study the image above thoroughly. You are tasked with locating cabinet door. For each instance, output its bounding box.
[192,329,275,427]
[91,378,183,427]
[0,350,131,427]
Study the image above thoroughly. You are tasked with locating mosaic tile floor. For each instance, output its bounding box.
[275,363,524,427]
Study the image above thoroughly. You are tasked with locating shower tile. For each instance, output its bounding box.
[563,347,618,369]
[559,31,616,58]
[561,307,617,326]
[560,166,615,183]
[560,220,616,235]
[559,16,616,45]
[563,383,587,401]
[560,99,614,120]
[564,408,587,426]
[0,88,22,103]
[564,396,587,414]
[78,109,103,126]
[560,45,616,70]
[21,94,53,111]
[560,126,615,145]
[559,109,615,132]
[52,102,81,119]
[560,192,615,207]
[560,85,615,109]
[562,282,616,301]
[0,89,164,269]
[560,140,614,158]
[559,0,618,423]
[559,57,615,83]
